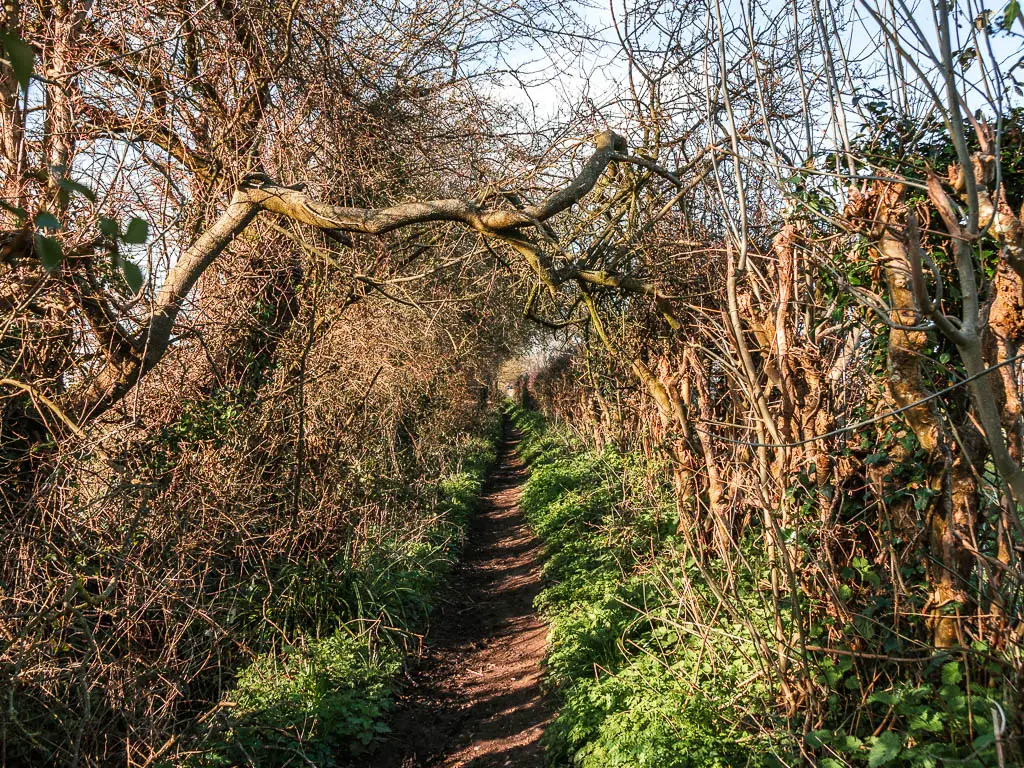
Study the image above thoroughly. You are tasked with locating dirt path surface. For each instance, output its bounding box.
[371,427,551,768]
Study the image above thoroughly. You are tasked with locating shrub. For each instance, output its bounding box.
[187,409,502,765]
[510,404,780,767]
[512,404,1009,767]
[195,632,399,766]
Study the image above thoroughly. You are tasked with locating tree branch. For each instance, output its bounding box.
[75,131,630,417]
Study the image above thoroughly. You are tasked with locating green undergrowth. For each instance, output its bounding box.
[188,411,502,767]
[510,404,780,768]
[510,404,1007,768]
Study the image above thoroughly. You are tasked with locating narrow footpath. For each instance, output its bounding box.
[372,426,551,767]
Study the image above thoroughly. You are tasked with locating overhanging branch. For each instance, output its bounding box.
[75,130,675,418]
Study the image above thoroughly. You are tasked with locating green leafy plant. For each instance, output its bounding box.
[193,633,399,767]
[511,404,780,768]
[185,408,503,765]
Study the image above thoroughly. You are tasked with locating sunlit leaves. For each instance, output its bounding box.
[940,662,962,686]
[868,732,903,767]
[1004,0,1023,30]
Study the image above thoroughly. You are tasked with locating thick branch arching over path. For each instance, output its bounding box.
[78,130,677,419]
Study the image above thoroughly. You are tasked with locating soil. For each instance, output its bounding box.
[370,426,552,768]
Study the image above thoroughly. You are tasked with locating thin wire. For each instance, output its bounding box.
[696,352,1024,449]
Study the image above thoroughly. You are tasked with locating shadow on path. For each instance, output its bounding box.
[369,422,551,768]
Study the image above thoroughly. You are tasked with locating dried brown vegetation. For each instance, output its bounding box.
[1,0,1023,763]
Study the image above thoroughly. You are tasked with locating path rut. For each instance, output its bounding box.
[371,428,551,767]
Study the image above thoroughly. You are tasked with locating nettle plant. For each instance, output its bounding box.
[809,661,1002,767]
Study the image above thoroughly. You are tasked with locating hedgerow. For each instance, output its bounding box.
[510,404,1005,768]
[187,410,502,766]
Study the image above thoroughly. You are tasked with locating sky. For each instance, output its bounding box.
[486,0,1023,135]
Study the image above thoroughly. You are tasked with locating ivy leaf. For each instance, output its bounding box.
[98,217,119,238]
[0,31,34,91]
[35,234,64,272]
[865,451,889,466]
[36,211,61,231]
[119,259,144,293]
[869,732,902,767]
[56,175,96,202]
[122,217,149,244]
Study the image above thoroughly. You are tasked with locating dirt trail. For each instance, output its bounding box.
[371,427,551,768]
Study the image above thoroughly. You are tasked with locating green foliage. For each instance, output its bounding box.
[1003,0,1023,31]
[510,404,777,767]
[0,30,34,90]
[186,408,502,765]
[192,633,399,767]
[122,216,149,244]
[553,655,771,768]
[511,405,1010,768]
[34,233,63,271]
[2,158,150,287]
[145,389,246,477]
[808,661,1003,767]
